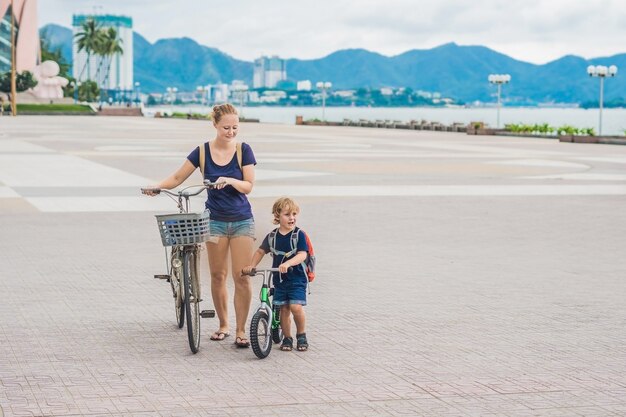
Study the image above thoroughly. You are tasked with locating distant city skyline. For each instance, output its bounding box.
[39,0,626,65]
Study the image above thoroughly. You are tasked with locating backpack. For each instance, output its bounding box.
[199,142,242,177]
[268,227,316,282]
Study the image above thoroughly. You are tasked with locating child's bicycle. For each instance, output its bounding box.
[242,267,290,359]
[142,180,221,354]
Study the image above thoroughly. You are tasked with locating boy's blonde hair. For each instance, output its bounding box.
[272,197,300,225]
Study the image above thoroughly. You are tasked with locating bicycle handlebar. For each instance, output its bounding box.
[141,181,225,197]
[242,267,293,276]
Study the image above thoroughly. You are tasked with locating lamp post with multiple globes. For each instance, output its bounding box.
[586,65,618,136]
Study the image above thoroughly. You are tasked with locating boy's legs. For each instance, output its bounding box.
[290,304,306,335]
[280,304,292,338]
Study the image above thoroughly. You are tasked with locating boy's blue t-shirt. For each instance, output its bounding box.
[187,142,256,222]
[260,228,309,283]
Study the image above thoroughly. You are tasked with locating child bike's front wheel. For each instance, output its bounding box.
[250,310,272,359]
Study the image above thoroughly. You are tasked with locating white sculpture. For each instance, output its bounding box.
[31,60,69,99]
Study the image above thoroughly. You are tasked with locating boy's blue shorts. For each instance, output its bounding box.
[273,275,307,306]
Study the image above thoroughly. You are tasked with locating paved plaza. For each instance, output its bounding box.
[1,116,626,416]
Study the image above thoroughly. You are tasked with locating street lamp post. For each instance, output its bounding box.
[316,81,332,122]
[587,65,618,136]
[166,87,178,104]
[134,82,141,106]
[488,74,511,129]
[10,0,17,116]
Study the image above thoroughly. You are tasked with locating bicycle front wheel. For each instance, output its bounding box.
[183,249,201,353]
[170,249,184,329]
[250,310,272,359]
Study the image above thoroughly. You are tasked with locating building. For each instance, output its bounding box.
[72,14,133,91]
[0,0,39,73]
[296,80,312,91]
[253,55,286,89]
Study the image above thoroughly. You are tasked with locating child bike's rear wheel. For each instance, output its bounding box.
[250,311,272,359]
[183,250,201,353]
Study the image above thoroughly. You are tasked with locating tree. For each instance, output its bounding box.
[74,18,105,81]
[98,27,123,88]
[77,80,99,102]
[40,30,72,97]
[0,71,37,93]
[40,31,71,79]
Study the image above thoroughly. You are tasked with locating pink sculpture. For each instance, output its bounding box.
[31,60,68,99]
[0,0,40,72]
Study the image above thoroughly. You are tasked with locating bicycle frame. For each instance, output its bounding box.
[143,181,220,353]
[249,268,286,333]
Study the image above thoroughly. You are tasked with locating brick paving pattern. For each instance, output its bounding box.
[1,116,626,416]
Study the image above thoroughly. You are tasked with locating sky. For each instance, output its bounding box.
[39,0,626,65]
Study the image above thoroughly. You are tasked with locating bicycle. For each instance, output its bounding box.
[142,180,220,354]
[242,267,290,359]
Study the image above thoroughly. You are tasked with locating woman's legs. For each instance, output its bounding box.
[229,236,253,341]
[206,239,230,337]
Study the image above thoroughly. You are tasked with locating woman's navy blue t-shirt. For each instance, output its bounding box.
[187,142,256,222]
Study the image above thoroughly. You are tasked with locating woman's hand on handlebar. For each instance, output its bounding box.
[213,177,231,190]
[242,266,256,275]
[141,187,161,196]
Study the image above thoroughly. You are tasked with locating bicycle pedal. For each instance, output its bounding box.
[154,274,171,281]
[200,310,215,318]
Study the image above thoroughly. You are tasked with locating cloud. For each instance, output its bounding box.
[39,0,626,64]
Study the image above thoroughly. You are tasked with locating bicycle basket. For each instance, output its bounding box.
[155,211,211,246]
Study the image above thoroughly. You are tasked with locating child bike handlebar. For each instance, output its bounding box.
[242,267,293,276]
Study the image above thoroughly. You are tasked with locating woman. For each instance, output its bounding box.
[145,103,256,348]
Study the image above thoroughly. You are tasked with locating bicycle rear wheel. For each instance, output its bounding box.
[250,310,272,359]
[183,249,201,353]
[170,249,184,329]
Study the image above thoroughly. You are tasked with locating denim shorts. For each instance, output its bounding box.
[209,217,255,239]
[272,275,308,306]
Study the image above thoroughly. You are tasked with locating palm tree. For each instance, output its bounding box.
[74,18,105,81]
[95,27,123,88]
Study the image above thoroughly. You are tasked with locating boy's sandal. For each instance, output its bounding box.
[280,337,293,351]
[296,333,308,351]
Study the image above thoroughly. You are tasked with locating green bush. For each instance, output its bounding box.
[16,103,94,113]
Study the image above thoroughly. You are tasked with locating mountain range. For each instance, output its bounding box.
[41,23,626,104]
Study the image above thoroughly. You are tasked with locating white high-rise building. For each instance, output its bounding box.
[72,14,133,91]
[253,55,286,89]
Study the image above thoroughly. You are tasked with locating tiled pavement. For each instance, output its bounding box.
[1,116,626,416]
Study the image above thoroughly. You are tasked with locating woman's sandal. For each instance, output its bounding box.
[280,337,293,351]
[296,333,308,351]
[210,331,230,341]
[234,336,250,348]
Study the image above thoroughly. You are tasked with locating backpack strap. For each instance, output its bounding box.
[236,142,242,171]
[199,141,242,177]
[199,142,206,177]
[268,227,298,258]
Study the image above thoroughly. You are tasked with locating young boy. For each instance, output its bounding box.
[243,197,310,351]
